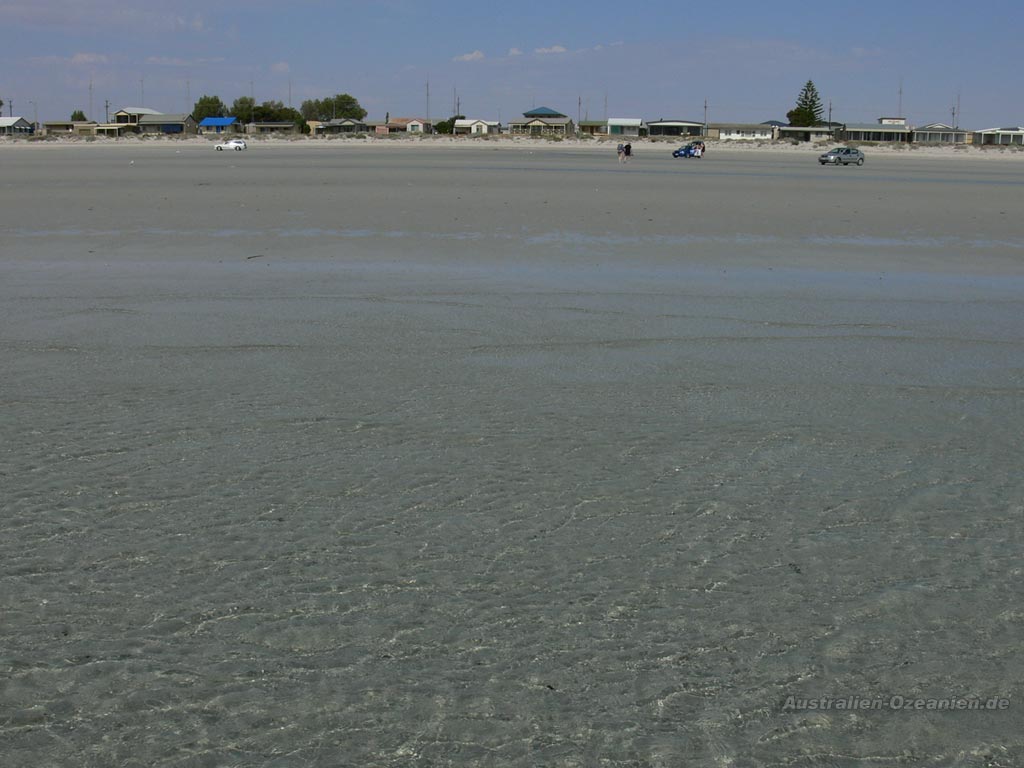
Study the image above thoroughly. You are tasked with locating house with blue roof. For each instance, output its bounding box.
[199,116,240,134]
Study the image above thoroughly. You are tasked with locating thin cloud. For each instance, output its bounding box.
[508,47,523,56]
[271,61,290,73]
[70,53,109,66]
[147,55,226,67]
[30,52,110,67]
[1,2,209,32]
[535,45,567,55]
[453,50,485,62]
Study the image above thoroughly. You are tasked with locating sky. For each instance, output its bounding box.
[1,0,1020,129]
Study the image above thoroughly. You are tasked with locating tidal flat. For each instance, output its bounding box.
[2,144,1023,766]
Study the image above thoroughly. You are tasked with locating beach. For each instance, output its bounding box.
[2,142,1023,766]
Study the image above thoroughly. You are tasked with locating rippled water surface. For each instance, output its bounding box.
[2,145,1023,767]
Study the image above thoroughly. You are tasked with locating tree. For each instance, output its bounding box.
[787,80,824,127]
[300,93,366,122]
[230,96,255,122]
[70,109,87,121]
[230,97,306,131]
[193,95,227,122]
[433,115,465,135]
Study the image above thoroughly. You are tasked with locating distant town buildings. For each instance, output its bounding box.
[6,101,1022,147]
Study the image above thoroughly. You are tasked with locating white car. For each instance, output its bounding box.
[215,139,247,151]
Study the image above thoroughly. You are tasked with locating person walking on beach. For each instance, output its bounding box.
[624,142,632,162]
[617,143,625,163]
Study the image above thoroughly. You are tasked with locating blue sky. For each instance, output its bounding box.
[1,0,1019,128]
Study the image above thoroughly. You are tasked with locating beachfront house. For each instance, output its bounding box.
[371,117,434,134]
[401,118,433,133]
[138,113,198,136]
[317,117,369,135]
[43,120,98,137]
[972,126,1024,146]
[114,107,163,130]
[366,120,397,135]
[608,118,648,137]
[95,123,130,137]
[0,116,34,135]
[508,107,574,137]
[912,123,970,144]
[247,121,301,135]
[453,119,501,135]
[707,123,776,141]
[647,120,704,137]
[839,117,912,143]
[198,117,240,134]
[578,120,608,137]
[777,124,838,142]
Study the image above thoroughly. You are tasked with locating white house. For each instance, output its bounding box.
[709,123,776,141]
[607,118,647,137]
[454,119,500,135]
[973,126,1024,146]
[912,123,969,143]
[777,125,837,142]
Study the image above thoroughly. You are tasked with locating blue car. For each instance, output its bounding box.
[672,141,705,158]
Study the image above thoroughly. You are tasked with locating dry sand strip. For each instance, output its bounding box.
[5,132,1024,161]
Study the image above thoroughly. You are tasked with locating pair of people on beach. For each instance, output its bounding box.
[616,143,633,163]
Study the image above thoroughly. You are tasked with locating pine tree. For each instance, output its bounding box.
[787,81,824,127]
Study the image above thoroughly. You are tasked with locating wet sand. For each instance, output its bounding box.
[2,144,1023,766]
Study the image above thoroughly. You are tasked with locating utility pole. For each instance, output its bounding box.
[104,99,110,123]
[250,80,255,125]
[89,79,93,121]
[186,79,191,113]
[577,95,581,138]
[897,77,903,117]
[425,79,430,132]
[828,100,832,128]
[288,78,292,109]
[703,98,708,137]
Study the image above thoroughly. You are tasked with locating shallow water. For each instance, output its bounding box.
[2,145,1023,766]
